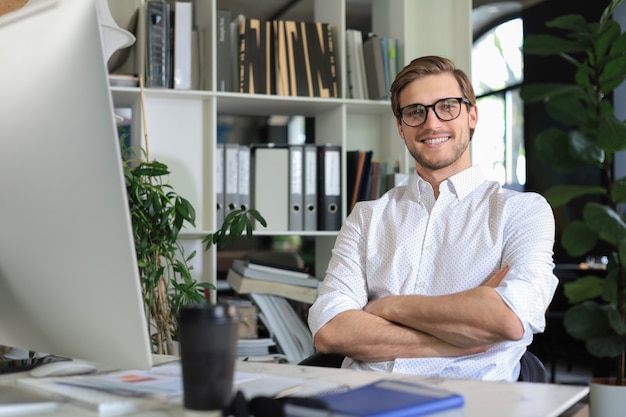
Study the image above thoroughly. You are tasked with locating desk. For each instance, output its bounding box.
[0,358,589,417]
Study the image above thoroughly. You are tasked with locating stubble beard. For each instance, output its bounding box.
[408,134,470,171]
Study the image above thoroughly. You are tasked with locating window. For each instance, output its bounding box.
[471,17,525,190]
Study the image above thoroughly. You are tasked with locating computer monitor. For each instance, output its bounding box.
[0,0,152,370]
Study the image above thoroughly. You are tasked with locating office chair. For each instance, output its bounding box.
[298,350,548,383]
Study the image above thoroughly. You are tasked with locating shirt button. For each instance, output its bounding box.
[418,281,425,288]
[424,245,432,251]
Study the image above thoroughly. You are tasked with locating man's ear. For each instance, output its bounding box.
[396,119,405,140]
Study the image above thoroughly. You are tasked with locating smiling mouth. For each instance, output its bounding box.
[422,136,449,145]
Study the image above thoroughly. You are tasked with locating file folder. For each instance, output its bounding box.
[317,144,342,231]
[289,145,304,231]
[252,144,289,231]
[238,145,251,211]
[224,143,240,216]
[303,144,318,231]
[215,143,225,227]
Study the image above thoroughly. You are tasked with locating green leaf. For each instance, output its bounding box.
[523,34,586,56]
[602,268,621,305]
[594,19,622,61]
[564,301,612,340]
[519,83,580,103]
[607,305,626,335]
[562,220,599,257]
[534,128,582,171]
[583,202,626,245]
[586,335,626,358]
[543,185,606,207]
[545,96,588,127]
[546,13,590,32]
[563,275,605,303]
[597,115,626,152]
[613,177,626,204]
[568,131,604,165]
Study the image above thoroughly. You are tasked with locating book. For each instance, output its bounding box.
[237,338,276,357]
[231,259,318,287]
[362,34,386,100]
[238,18,275,94]
[145,0,171,88]
[249,293,315,363]
[226,268,318,304]
[172,1,192,90]
[216,9,233,91]
[284,379,464,417]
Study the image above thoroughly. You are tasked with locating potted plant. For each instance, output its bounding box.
[123,138,265,356]
[521,0,626,411]
[123,150,204,355]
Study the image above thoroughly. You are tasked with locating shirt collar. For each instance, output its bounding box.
[411,165,486,201]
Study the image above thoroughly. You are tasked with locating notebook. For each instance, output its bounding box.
[284,379,464,417]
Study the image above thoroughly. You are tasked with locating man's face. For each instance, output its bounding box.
[396,73,478,177]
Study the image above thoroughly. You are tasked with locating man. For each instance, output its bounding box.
[307,55,558,381]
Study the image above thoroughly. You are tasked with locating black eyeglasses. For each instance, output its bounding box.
[398,97,470,127]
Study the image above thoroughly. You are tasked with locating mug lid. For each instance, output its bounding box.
[177,303,239,322]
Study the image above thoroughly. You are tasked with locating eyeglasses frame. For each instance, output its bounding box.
[398,97,471,127]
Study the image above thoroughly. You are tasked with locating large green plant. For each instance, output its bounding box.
[521,0,626,385]
[123,154,207,355]
[123,145,265,355]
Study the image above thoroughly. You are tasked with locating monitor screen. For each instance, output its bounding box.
[0,0,152,370]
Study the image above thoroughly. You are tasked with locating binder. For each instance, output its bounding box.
[317,144,342,231]
[238,145,251,210]
[145,0,171,88]
[288,145,304,231]
[215,143,225,226]
[224,144,240,216]
[173,1,192,90]
[252,144,289,231]
[303,144,318,231]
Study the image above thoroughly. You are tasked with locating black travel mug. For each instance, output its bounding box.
[177,303,240,412]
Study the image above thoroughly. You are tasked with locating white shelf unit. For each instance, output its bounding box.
[110,0,471,293]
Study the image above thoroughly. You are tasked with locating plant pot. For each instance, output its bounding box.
[589,378,626,417]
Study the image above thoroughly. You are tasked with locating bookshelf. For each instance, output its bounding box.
[109,0,472,298]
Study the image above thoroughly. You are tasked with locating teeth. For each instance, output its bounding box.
[423,137,448,145]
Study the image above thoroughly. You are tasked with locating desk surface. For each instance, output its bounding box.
[0,358,589,417]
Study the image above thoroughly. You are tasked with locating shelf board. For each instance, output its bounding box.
[111,86,391,117]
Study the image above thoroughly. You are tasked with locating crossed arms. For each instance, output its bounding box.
[313,266,524,362]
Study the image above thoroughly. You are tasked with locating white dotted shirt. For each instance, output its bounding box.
[308,165,558,381]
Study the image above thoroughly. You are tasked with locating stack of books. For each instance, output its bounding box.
[225,259,318,363]
[227,259,319,304]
